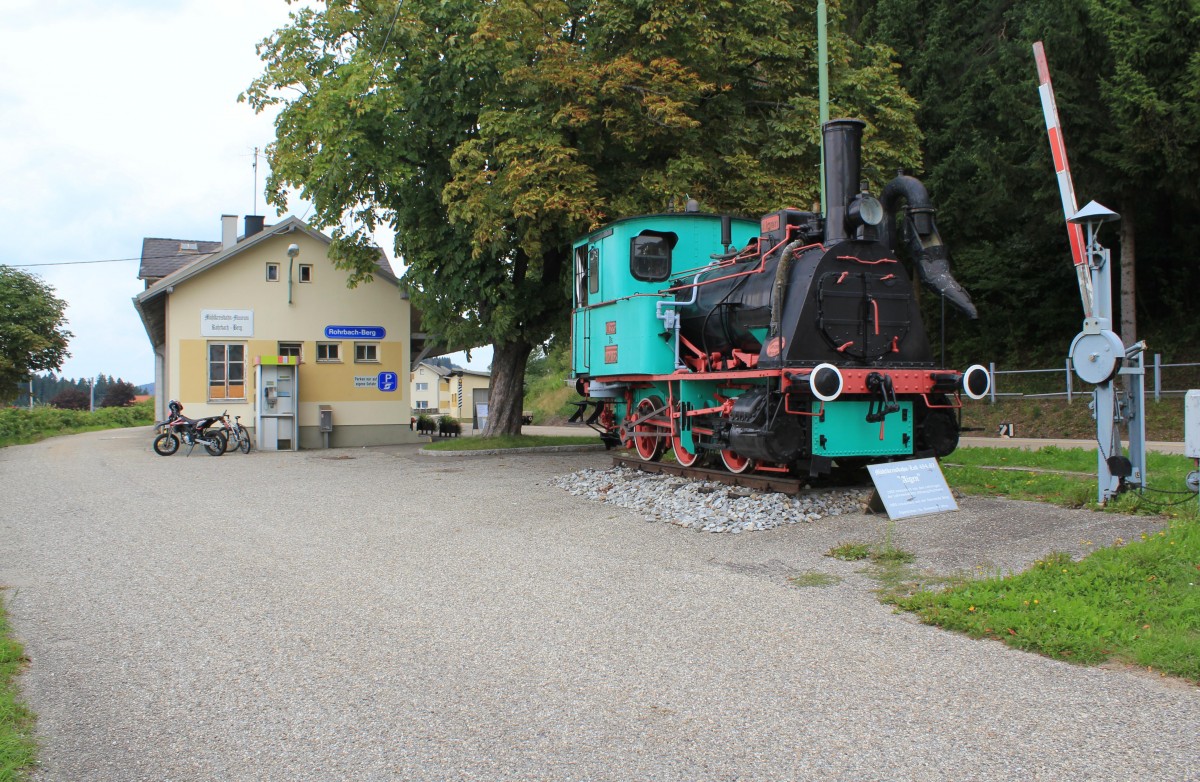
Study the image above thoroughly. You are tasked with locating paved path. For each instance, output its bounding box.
[1,428,1197,781]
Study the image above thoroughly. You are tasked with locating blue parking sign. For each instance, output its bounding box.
[377,371,398,392]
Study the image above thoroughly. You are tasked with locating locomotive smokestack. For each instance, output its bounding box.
[822,119,866,244]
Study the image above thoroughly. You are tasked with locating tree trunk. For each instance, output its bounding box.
[482,338,533,437]
[1118,200,1136,347]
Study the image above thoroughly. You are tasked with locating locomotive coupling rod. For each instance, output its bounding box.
[620,401,672,441]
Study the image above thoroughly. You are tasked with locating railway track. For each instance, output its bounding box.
[611,455,811,495]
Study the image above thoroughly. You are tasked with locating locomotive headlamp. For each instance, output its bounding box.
[809,363,844,402]
[962,364,991,400]
[846,194,884,228]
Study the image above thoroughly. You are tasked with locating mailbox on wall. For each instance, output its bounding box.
[255,355,300,451]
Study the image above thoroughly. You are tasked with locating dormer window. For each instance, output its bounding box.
[179,242,199,253]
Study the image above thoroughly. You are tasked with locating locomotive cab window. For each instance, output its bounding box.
[574,245,589,306]
[630,231,677,282]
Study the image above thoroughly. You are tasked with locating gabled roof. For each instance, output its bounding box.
[416,361,454,378]
[138,238,222,281]
[136,216,397,305]
[133,216,402,348]
[415,360,490,378]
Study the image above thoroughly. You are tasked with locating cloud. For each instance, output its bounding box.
[0,0,301,383]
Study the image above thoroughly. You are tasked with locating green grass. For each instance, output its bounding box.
[903,445,1200,681]
[423,434,599,451]
[0,401,155,448]
[0,596,36,780]
[960,396,1185,442]
[945,445,1199,520]
[898,523,1200,679]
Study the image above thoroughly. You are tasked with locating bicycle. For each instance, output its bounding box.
[219,411,253,454]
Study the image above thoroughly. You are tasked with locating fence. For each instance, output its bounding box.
[987,355,1200,404]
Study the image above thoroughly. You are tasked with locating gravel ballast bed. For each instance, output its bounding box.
[551,465,871,533]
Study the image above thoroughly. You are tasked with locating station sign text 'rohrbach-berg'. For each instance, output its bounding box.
[324,325,386,339]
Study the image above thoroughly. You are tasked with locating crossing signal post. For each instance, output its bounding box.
[1035,43,1147,504]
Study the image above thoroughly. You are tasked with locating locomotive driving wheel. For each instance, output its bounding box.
[631,396,667,462]
[720,449,755,474]
[671,404,702,467]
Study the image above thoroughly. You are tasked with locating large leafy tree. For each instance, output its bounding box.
[245,0,921,433]
[0,267,71,404]
[1086,0,1200,347]
[854,0,1200,363]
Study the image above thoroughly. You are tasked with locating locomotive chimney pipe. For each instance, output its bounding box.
[822,119,866,244]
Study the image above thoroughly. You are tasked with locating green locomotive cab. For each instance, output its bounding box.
[571,211,758,378]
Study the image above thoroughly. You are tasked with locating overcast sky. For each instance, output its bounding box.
[0,0,489,388]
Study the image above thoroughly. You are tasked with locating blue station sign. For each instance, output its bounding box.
[324,325,386,340]
[377,372,399,392]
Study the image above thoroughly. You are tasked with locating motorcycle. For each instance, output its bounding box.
[153,400,228,457]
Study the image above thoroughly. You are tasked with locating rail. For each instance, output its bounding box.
[986,355,1200,403]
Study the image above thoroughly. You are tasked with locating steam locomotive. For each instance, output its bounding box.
[569,119,989,476]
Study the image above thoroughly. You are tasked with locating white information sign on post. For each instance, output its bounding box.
[866,457,958,520]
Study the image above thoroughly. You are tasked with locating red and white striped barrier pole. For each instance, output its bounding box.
[1033,41,1095,319]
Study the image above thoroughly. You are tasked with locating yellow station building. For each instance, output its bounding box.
[134,214,424,449]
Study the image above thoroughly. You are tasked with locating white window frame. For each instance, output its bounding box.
[299,264,313,283]
[415,400,429,409]
[208,342,247,401]
[415,382,429,391]
[278,341,302,361]
[316,342,341,363]
[266,263,280,282]
[354,342,379,363]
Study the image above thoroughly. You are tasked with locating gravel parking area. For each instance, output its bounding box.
[0,428,1196,781]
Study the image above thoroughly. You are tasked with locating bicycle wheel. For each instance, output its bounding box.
[237,425,251,454]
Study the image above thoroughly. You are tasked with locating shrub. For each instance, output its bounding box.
[100,380,137,408]
[0,399,155,447]
[50,388,90,410]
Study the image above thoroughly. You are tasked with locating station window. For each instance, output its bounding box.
[278,342,302,360]
[266,263,280,282]
[354,343,379,363]
[299,264,313,283]
[208,342,246,400]
[316,342,341,362]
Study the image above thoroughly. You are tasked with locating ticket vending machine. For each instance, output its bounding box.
[254,355,300,451]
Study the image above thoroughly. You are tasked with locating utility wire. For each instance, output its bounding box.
[4,251,217,269]
[4,257,143,268]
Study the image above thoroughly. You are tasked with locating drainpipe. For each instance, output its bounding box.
[287,244,299,305]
